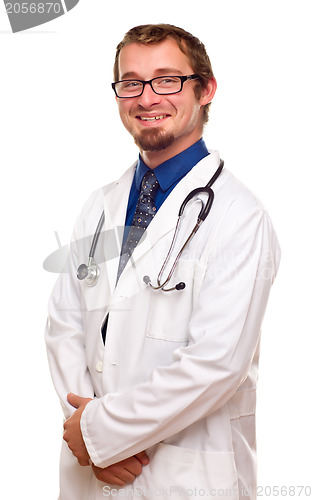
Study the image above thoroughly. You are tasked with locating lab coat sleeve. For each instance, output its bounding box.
[81,201,280,467]
[45,222,95,419]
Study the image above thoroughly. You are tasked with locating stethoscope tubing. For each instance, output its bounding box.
[89,211,105,259]
[154,216,203,291]
[146,159,223,291]
[151,194,211,292]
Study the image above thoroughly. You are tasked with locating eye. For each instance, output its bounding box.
[122,81,142,89]
[158,77,180,85]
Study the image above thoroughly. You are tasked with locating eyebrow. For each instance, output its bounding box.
[120,68,184,80]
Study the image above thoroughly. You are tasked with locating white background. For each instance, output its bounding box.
[1,1,312,498]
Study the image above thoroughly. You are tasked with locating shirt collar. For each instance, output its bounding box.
[135,138,209,193]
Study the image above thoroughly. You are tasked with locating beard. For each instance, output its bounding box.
[133,128,175,152]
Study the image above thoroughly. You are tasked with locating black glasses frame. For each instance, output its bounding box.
[111,74,200,98]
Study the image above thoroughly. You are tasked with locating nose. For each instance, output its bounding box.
[137,82,162,107]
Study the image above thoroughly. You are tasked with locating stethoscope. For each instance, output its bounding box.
[77,159,224,289]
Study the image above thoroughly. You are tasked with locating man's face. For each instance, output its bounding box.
[116,39,213,161]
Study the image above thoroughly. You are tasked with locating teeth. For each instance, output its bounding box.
[140,115,167,122]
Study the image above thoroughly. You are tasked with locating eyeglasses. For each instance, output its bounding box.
[112,74,200,99]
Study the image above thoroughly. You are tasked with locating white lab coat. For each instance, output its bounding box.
[45,151,280,500]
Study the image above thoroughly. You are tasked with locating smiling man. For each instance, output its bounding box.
[46,24,280,500]
[114,37,216,164]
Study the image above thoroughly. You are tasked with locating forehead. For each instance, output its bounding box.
[118,39,194,80]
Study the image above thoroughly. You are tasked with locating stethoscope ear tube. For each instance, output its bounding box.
[199,188,214,221]
[207,159,224,187]
[179,186,214,222]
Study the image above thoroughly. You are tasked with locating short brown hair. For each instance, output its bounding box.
[113,24,215,125]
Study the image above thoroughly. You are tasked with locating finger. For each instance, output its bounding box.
[77,456,91,467]
[92,465,128,486]
[67,393,84,409]
[62,431,90,466]
[113,457,142,478]
[63,418,69,433]
[71,446,90,466]
[135,451,150,466]
[110,463,137,482]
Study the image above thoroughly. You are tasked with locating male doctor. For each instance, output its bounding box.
[46,24,280,500]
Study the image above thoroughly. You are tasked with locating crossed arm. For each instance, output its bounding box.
[63,393,149,486]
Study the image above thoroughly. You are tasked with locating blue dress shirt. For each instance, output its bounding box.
[124,139,209,233]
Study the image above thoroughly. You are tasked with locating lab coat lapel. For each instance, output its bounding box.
[101,163,136,293]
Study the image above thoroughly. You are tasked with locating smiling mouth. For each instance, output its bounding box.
[137,114,168,122]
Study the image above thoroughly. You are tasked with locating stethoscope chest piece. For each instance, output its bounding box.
[77,258,100,287]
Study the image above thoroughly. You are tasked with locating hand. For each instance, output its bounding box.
[92,451,150,486]
[63,393,92,466]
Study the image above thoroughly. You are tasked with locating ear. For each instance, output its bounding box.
[199,77,217,106]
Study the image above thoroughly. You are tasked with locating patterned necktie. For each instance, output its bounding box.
[117,170,159,281]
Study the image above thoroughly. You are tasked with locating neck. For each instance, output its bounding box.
[140,134,203,169]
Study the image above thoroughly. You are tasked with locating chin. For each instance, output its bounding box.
[134,129,175,152]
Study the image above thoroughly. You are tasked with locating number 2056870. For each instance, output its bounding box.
[5,2,62,14]
[257,485,312,497]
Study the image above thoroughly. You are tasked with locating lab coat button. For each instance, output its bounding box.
[95,362,103,373]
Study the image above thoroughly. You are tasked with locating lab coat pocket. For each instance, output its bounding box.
[146,259,205,342]
[133,442,239,499]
